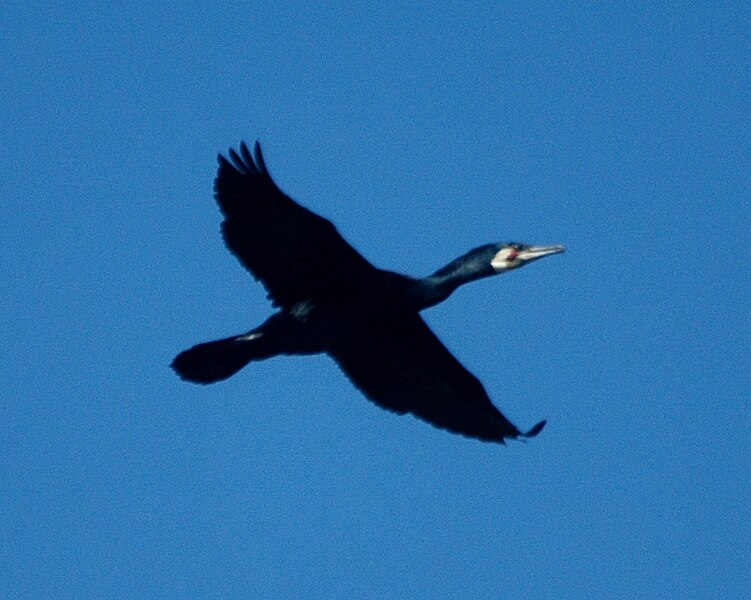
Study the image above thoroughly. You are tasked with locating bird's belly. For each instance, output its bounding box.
[289,303,380,349]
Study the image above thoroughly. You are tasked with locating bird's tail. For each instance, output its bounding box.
[171,332,272,384]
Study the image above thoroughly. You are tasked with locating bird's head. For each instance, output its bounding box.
[489,242,566,273]
[431,241,565,283]
[420,241,565,308]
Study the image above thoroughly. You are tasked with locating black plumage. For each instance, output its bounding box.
[172,142,563,444]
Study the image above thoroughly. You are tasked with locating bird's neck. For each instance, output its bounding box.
[412,260,494,310]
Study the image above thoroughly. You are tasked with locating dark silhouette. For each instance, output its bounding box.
[172,142,564,444]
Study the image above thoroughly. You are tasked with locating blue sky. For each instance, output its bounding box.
[2,2,749,598]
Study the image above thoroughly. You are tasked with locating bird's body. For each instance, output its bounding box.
[172,142,564,444]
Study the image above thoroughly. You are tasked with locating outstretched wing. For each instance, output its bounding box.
[328,314,545,444]
[214,142,376,309]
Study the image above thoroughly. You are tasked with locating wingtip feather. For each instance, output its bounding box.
[522,420,546,438]
[228,147,246,172]
[240,142,255,171]
[253,141,269,174]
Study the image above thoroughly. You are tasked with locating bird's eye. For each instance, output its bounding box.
[507,249,519,261]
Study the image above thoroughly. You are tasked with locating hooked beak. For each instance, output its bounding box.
[517,244,566,263]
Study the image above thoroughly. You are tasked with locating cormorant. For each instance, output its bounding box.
[172,142,564,444]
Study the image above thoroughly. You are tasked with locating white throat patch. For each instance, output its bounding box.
[491,248,519,271]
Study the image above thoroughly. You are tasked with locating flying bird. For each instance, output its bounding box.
[172,142,564,444]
